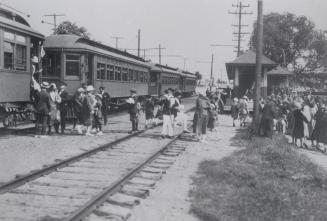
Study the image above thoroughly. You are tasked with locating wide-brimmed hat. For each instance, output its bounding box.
[41,82,50,88]
[294,102,302,109]
[130,88,137,93]
[77,87,85,93]
[31,56,39,63]
[233,97,239,102]
[86,85,95,92]
[242,96,248,100]
[50,83,57,89]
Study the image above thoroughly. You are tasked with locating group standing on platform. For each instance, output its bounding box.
[230,88,327,150]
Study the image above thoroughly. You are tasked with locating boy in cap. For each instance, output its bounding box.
[99,86,111,125]
[161,88,175,138]
[58,82,69,134]
[35,82,51,137]
[127,88,141,133]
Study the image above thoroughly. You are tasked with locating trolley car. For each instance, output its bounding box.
[0,8,44,127]
[43,34,151,103]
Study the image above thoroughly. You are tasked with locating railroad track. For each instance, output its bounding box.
[0,110,195,220]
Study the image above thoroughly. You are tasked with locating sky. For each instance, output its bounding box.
[3,0,327,80]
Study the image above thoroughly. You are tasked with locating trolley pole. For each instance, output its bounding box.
[210,53,214,92]
[43,13,66,34]
[159,44,162,65]
[137,29,141,57]
[253,0,264,132]
[111,36,124,49]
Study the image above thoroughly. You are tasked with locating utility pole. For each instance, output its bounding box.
[229,2,252,56]
[111,36,124,49]
[254,0,264,131]
[42,14,66,34]
[210,53,214,92]
[137,29,141,57]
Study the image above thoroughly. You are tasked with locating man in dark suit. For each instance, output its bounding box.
[127,88,140,134]
[35,82,51,137]
[59,82,70,134]
[99,86,111,125]
[260,96,277,139]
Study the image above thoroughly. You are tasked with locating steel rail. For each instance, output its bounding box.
[0,106,195,194]
[64,126,186,221]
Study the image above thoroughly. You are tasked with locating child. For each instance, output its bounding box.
[93,94,103,135]
[276,114,287,134]
[231,98,239,127]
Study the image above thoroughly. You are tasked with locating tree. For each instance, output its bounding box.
[54,21,90,39]
[195,71,202,86]
[250,12,327,74]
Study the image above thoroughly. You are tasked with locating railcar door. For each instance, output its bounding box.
[86,54,93,85]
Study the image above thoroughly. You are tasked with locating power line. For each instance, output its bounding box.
[229,1,253,56]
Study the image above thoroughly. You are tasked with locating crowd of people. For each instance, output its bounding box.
[231,89,327,151]
[31,74,192,139]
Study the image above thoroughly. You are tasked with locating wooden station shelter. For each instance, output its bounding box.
[225,51,293,98]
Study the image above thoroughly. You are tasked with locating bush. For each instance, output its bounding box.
[190,136,327,221]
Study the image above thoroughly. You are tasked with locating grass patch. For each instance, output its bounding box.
[190,135,327,221]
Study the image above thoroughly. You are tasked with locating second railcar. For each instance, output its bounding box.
[42,35,151,102]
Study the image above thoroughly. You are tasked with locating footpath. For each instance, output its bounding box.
[129,115,244,221]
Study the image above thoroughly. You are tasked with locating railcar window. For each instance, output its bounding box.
[134,71,138,82]
[97,63,105,80]
[115,66,121,81]
[139,72,144,82]
[144,72,148,83]
[15,45,27,71]
[65,54,80,76]
[122,68,128,81]
[4,42,14,69]
[42,53,61,77]
[107,65,114,80]
[3,31,27,71]
[128,69,134,81]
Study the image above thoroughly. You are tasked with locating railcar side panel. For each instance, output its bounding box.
[0,71,30,102]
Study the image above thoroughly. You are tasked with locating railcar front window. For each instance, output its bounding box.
[66,54,80,76]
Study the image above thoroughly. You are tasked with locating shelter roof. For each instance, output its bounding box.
[266,66,294,76]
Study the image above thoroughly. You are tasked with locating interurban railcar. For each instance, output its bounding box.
[0,8,44,126]
[43,35,196,101]
[43,34,151,102]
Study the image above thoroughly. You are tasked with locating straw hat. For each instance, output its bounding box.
[41,82,50,88]
[86,85,95,92]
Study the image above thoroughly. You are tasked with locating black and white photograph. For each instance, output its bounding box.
[0,0,327,220]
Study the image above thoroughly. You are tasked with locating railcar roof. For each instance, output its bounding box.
[44,34,150,67]
[147,62,185,76]
[0,16,44,39]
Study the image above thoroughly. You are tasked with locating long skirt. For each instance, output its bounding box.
[196,115,208,135]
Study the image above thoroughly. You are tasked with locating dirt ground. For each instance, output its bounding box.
[129,114,244,221]
[0,97,195,184]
